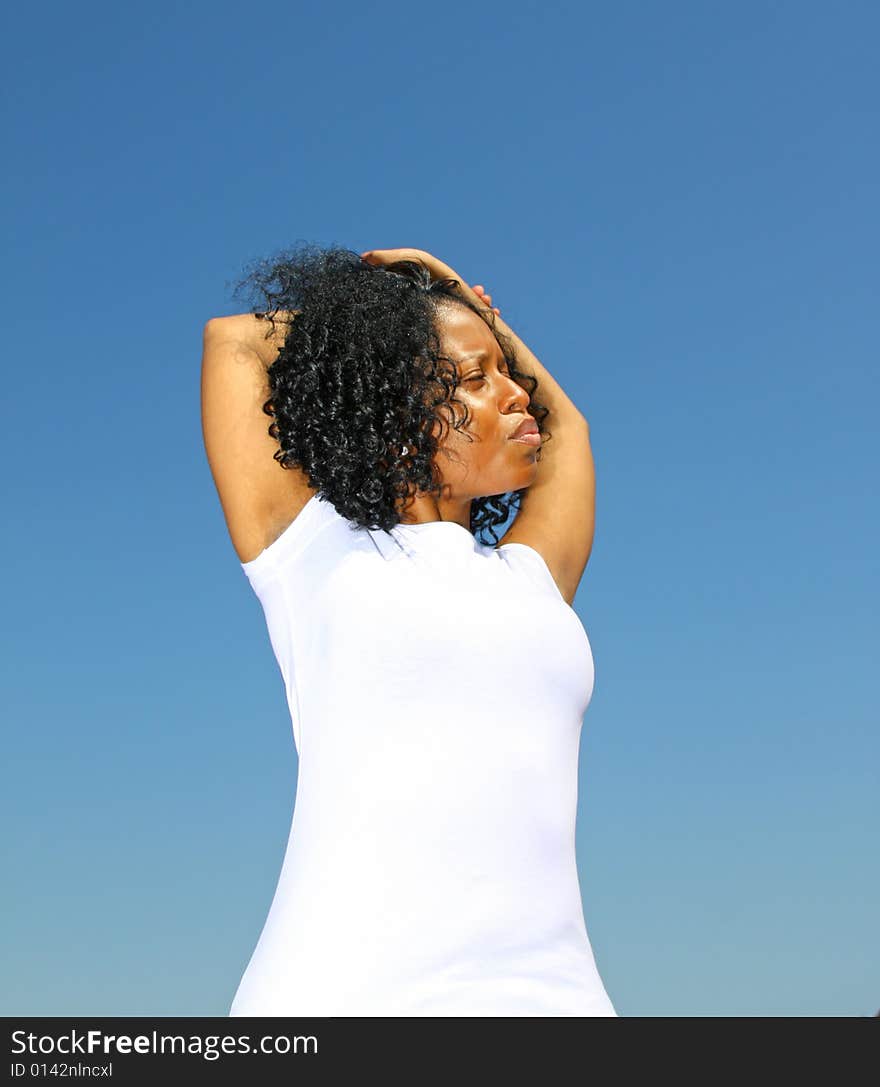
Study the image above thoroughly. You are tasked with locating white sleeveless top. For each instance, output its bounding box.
[229,491,617,1017]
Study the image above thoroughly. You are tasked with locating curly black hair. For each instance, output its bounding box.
[229,242,552,546]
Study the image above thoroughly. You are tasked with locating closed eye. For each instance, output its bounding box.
[463,361,512,384]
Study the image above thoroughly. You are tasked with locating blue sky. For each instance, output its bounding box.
[2,0,877,1017]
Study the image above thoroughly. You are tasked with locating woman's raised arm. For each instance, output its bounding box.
[200,313,316,565]
[486,306,594,605]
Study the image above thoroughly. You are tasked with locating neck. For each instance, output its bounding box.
[395,493,471,529]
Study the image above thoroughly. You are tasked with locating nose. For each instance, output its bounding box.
[503,374,531,412]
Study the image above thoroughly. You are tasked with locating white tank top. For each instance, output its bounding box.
[229,491,617,1016]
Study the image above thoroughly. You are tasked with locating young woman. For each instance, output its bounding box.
[200,245,616,1016]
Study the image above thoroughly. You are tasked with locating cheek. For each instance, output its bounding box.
[432,398,498,465]
[435,396,478,442]
[433,417,485,474]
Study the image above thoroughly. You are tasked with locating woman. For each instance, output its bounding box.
[200,244,616,1016]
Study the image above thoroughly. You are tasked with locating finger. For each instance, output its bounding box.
[361,248,432,270]
[364,248,421,260]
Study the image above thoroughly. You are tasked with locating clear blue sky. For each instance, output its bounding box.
[2,0,877,1017]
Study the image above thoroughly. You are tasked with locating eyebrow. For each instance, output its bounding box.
[458,347,507,365]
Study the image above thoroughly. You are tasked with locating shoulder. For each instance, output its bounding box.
[493,542,568,604]
[495,416,594,607]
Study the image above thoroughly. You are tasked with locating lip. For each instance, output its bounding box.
[509,417,540,443]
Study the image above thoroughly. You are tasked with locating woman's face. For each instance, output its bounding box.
[423,302,541,507]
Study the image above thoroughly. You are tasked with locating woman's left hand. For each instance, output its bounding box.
[360,248,501,316]
[471,284,501,315]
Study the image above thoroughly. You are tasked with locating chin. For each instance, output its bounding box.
[506,470,539,494]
